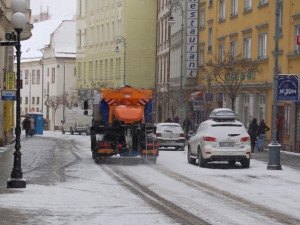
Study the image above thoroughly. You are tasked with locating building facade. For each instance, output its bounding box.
[20,19,76,131]
[76,0,157,100]
[0,0,32,146]
[198,0,300,152]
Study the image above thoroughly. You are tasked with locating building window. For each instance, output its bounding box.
[25,70,29,84]
[284,104,291,136]
[258,33,267,59]
[199,8,205,28]
[243,37,251,59]
[209,0,213,7]
[32,97,35,105]
[37,97,40,105]
[295,24,300,53]
[199,49,204,66]
[32,70,35,84]
[52,68,55,83]
[230,40,237,58]
[219,0,226,21]
[279,2,283,34]
[259,0,268,5]
[218,44,225,61]
[208,27,213,52]
[244,0,252,11]
[231,0,238,16]
[258,93,266,122]
[25,97,28,104]
[47,68,49,77]
[37,70,40,84]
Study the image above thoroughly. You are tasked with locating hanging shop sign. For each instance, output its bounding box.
[278,74,298,101]
[186,0,198,78]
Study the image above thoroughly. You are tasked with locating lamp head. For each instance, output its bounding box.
[11,0,26,13]
[168,16,176,25]
[11,12,27,30]
[115,46,120,53]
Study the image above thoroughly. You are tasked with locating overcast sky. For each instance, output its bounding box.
[30,0,77,19]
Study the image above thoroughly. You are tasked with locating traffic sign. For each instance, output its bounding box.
[1,90,16,101]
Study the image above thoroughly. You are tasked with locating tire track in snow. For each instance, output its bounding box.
[153,165,300,225]
[101,165,211,225]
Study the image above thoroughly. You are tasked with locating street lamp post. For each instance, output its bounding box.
[267,0,282,170]
[57,60,66,123]
[7,0,28,188]
[114,35,126,86]
[168,0,184,124]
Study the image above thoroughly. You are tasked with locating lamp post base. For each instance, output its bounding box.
[7,178,26,188]
[267,142,282,170]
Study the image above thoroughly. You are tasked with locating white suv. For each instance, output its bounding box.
[187,108,251,168]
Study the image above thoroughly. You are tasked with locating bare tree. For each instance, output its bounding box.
[48,96,62,131]
[63,90,79,109]
[201,53,261,109]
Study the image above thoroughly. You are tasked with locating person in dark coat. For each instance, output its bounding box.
[248,118,258,153]
[257,119,270,151]
[183,117,192,137]
[22,116,31,138]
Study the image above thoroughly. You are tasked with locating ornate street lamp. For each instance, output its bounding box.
[168,0,184,124]
[114,35,126,86]
[7,0,28,188]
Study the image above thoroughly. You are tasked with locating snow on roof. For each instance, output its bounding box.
[21,15,75,62]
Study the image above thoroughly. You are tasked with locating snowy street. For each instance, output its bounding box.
[0,132,300,225]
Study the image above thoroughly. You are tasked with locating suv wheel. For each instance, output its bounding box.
[197,148,207,167]
[241,158,250,168]
[187,146,196,165]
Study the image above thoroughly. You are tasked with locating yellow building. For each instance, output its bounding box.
[198,0,300,152]
[76,0,157,95]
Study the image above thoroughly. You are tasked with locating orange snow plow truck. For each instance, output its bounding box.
[90,86,158,164]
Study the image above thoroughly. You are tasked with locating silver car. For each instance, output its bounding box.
[156,123,186,151]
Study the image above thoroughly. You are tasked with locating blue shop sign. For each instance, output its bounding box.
[278,74,298,101]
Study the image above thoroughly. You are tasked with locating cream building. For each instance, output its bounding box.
[76,0,157,99]
[0,0,32,146]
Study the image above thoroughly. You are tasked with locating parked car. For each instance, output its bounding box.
[187,108,251,168]
[62,108,92,135]
[156,123,185,151]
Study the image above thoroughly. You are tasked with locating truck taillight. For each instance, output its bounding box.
[147,142,158,149]
[118,143,123,148]
[203,136,216,142]
[180,133,185,138]
[99,142,109,148]
[156,133,162,137]
[240,137,250,142]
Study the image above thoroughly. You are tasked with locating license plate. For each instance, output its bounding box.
[220,142,234,147]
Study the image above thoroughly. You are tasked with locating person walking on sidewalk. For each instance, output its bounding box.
[257,119,270,151]
[22,116,31,138]
[248,118,258,153]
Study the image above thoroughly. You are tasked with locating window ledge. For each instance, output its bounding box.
[243,9,252,15]
[257,2,269,9]
[218,18,226,24]
[255,57,269,63]
[287,52,300,58]
[230,14,238,20]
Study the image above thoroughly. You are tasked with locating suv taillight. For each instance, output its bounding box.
[240,137,250,142]
[156,133,162,137]
[203,136,216,142]
[180,133,185,138]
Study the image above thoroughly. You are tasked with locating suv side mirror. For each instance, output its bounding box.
[188,131,195,138]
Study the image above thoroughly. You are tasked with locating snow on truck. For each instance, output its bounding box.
[90,86,158,164]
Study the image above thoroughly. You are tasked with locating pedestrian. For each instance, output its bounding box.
[165,117,172,122]
[173,115,179,123]
[248,118,258,153]
[22,116,31,138]
[183,117,192,138]
[257,119,270,151]
[29,117,35,137]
